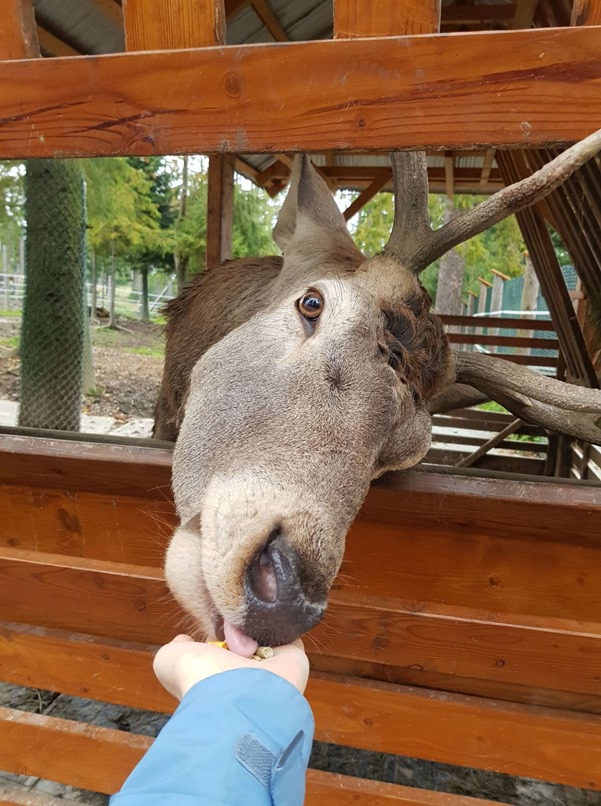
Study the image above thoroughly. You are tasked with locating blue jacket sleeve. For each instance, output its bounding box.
[110,668,314,806]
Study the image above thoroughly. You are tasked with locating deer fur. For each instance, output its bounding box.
[157,135,601,646]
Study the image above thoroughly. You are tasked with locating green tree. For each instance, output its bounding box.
[19,160,86,431]
[127,156,176,322]
[83,158,163,327]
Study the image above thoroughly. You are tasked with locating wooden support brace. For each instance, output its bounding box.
[206,154,235,267]
[123,0,226,50]
[334,0,442,37]
[343,170,391,220]
[571,0,601,25]
[456,419,525,468]
[0,0,39,60]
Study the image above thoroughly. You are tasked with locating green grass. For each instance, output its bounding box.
[0,336,19,349]
[125,345,164,358]
[476,401,508,414]
[0,309,21,318]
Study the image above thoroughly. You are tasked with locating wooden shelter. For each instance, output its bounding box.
[1,1,601,803]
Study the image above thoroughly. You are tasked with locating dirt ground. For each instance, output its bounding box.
[0,315,164,422]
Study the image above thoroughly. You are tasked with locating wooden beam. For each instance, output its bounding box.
[497,150,598,388]
[250,0,288,42]
[0,0,39,59]
[343,170,391,220]
[512,0,539,28]
[206,154,235,267]
[444,150,455,198]
[334,0,442,37]
[443,3,517,24]
[572,0,601,24]
[0,28,599,158]
[225,0,250,19]
[480,147,496,186]
[36,26,81,57]
[93,0,124,25]
[456,419,525,468]
[123,0,226,50]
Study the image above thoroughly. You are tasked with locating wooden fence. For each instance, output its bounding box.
[1,434,600,803]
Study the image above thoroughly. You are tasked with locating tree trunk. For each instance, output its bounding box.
[140,267,150,324]
[175,155,189,293]
[19,159,85,431]
[109,238,118,329]
[434,198,465,334]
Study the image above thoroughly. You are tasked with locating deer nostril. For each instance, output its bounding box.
[248,527,282,604]
[255,544,278,603]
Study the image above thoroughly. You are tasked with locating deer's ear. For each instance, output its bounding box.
[273,155,359,257]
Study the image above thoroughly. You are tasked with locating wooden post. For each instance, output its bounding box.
[490,269,509,352]
[0,0,39,59]
[516,250,539,357]
[122,0,226,50]
[477,277,492,315]
[334,0,441,37]
[571,0,601,25]
[122,1,230,269]
[466,291,478,352]
[206,154,235,267]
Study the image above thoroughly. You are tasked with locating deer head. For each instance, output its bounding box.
[165,130,601,655]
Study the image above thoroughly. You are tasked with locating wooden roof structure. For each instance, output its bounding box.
[1,0,600,389]
[10,0,593,197]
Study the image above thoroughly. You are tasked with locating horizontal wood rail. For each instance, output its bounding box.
[0,705,501,804]
[2,537,601,696]
[439,316,555,331]
[1,629,601,790]
[0,27,599,158]
[447,333,559,349]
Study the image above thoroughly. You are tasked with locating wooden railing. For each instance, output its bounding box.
[1,434,600,802]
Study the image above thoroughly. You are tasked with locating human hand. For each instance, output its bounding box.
[153,635,310,701]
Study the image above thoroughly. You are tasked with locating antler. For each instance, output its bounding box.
[453,352,601,444]
[385,128,601,274]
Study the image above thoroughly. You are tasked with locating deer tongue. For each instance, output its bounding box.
[223,620,259,658]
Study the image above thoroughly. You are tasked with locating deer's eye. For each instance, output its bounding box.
[297,290,324,321]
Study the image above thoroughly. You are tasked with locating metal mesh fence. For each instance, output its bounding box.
[18,160,86,432]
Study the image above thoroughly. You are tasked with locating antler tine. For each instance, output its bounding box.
[410,128,601,273]
[453,351,601,445]
[383,150,432,272]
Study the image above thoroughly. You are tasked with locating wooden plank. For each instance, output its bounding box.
[0,483,174,564]
[250,0,289,42]
[447,332,559,349]
[3,533,601,697]
[343,171,391,220]
[443,4,516,24]
[0,28,599,158]
[440,315,555,331]
[308,675,601,790]
[36,27,81,57]
[456,419,525,468]
[0,433,173,496]
[123,0,225,50]
[334,0,441,37]
[572,0,601,25]
[0,706,151,796]
[2,669,601,791]
[305,771,497,806]
[0,0,39,60]
[206,154,235,267]
[0,705,500,804]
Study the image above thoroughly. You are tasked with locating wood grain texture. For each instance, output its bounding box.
[0,28,599,158]
[572,0,601,25]
[0,705,500,803]
[2,649,601,790]
[2,545,601,697]
[0,0,39,59]
[334,0,441,37]
[123,0,226,50]
[206,153,234,267]
[307,674,601,790]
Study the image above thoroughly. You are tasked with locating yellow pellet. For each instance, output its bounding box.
[255,646,274,660]
[208,641,228,649]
